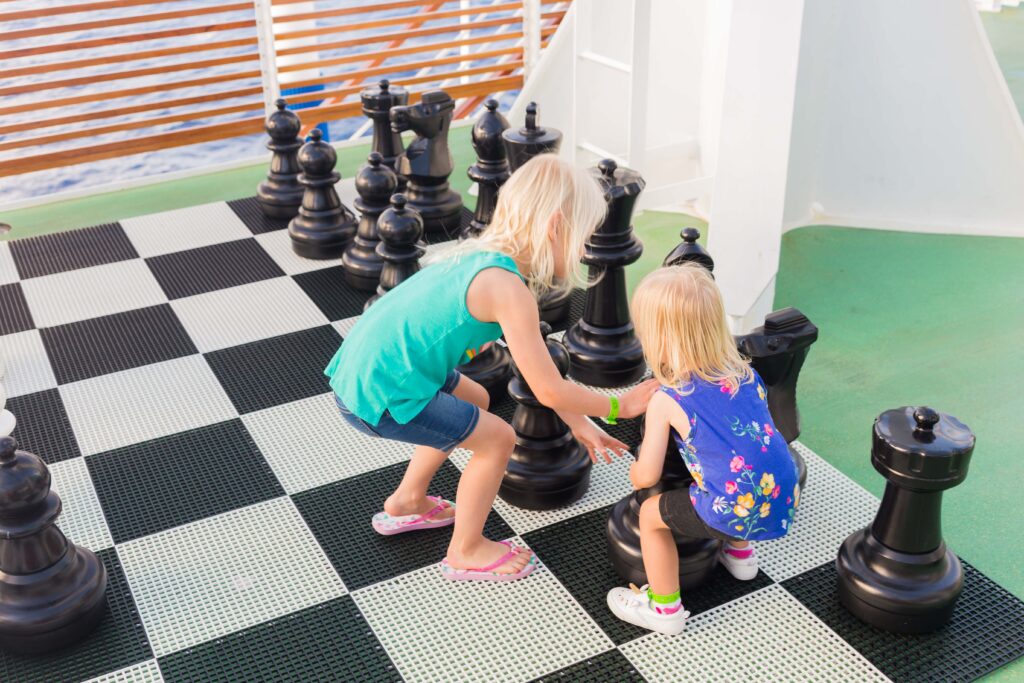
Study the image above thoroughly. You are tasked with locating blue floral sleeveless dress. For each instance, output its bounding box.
[663,373,799,541]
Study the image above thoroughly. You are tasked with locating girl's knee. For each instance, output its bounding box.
[640,495,666,530]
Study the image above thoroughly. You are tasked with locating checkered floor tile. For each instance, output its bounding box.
[1,198,1022,683]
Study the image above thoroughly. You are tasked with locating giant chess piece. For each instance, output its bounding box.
[501,101,562,172]
[364,194,425,310]
[607,420,722,588]
[361,79,409,191]
[390,91,463,237]
[565,160,646,387]
[837,407,974,633]
[0,437,107,653]
[664,227,715,273]
[499,322,591,510]
[288,129,358,259]
[464,99,511,238]
[735,308,818,489]
[257,98,304,219]
[458,342,512,406]
[342,152,399,291]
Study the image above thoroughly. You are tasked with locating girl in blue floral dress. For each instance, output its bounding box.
[607,263,800,635]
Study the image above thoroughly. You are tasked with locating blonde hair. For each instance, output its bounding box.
[428,154,607,299]
[631,263,754,393]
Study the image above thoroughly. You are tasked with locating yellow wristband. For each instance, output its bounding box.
[602,395,620,425]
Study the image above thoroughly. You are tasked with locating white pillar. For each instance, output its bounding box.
[522,0,541,81]
[706,0,805,333]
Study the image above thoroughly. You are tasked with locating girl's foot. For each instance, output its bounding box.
[373,495,455,535]
[719,544,759,580]
[607,584,689,635]
[443,539,535,579]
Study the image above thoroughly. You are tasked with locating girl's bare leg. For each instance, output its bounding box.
[639,494,681,596]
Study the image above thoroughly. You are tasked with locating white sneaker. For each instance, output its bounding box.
[606,584,689,635]
[719,545,759,580]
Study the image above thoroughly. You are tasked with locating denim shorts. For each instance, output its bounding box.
[334,370,481,452]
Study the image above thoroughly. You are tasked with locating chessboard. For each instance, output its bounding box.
[1,197,1022,683]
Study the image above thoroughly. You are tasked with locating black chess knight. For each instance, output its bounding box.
[365,194,425,309]
[288,129,358,259]
[0,437,108,653]
[343,152,399,292]
[390,91,463,237]
[361,79,409,191]
[257,98,304,219]
[464,99,511,238]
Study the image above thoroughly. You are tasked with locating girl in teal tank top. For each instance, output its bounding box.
[325,155,659,582]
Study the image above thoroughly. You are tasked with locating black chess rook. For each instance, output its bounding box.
[390,90,463,237]
[343,152,399,291]
[288,129,358,259]
[361,79,409,191]
[837,406,974,634]
[498,322,591,510]
[257,98,304,220]
[565,159,646,387]
[0,437,108,653]
[664,227,715,273]
[364,194,425,310]
[464,99,511,239]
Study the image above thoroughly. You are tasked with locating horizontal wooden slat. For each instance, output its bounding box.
[274,1,520,32]
[0,0,198,22]
[0,37,257,79]
[2,3,250,41]
[0,19,255,60]
[280,41,522,78]
[276,10,527,44]
[0,76,524,178]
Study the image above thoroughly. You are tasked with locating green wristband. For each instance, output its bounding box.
[602,395,620,425]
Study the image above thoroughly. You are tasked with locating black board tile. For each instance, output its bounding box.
[0,282,34,335]
[8,222,138,279]
[227,196,292,235]
[531,648,647,683]
[6,388,82,464]
[293,265,374,321]
[146,238,284,300]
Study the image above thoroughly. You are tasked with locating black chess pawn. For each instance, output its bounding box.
[364,194,425,310]
[735,308,818,489]
[464,99,511,238]
[458,341,512,407]
[501,101,563,172]
[361,79,409,191]
[342,152,399,292]
[606,420,722,589]
[499,322,591,510]
[257,98,304,219]
[0,436,107,653]
[390,90,463,237]
[288,129,358,259]
[837,407,974,633]
[565,160,646,387]
[664,227,715,273]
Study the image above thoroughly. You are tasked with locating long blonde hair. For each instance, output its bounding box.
[429,154,607,299]
[631,263,754,393]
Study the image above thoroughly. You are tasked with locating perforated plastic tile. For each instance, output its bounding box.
[755,442,879,582]
[205,324,341,414]
[332,315,359,338]
[227,196,291,235]
[0,282,33,334]
[121,202,252,257]
[531,648,646,683]
[171,276,328,353]
[1,328,58,397]
[0,241,18,284]
[523,505,773,645]
[8,222,138,279]
[293,460,514,590]
[117,497,346,657]
[145,237,285,300]
[620,585,888,682]
[157,596,400,683]
[84,659,164,683]
[6,388,82,463]
[783,560,1024,682]
[0,548,152,683]
[60,355,237,455]
[41,304,198,385]
[450,444,634,535]
[293,265,374,321]
[242,392,413,494]
[354,545,611,683]
[87,419,284,543]
[254,227,345,275]
[49,456,115,551]
[20,259,168,328]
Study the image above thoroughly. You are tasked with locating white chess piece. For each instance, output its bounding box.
[0,348,15,437]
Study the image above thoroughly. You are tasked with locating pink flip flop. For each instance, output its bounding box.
[371,496,455,536]
[439,541,538,582]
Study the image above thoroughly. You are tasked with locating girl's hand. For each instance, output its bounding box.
[570,419,630,464]
[618,378,660,419]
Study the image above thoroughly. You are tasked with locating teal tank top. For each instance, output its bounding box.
[325,250,523,425]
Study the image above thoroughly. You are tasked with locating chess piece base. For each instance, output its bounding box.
[565,320,646,388]
[789,444,808,490]
[256,187,303,220]
[836,528,963,634]
[0,543,108,653]
[404,182,463,237]
[498,440,591,510]
[342,262,382,292]
[538,288,572,325]
[458,344,512,406]
[289,221,353,259]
